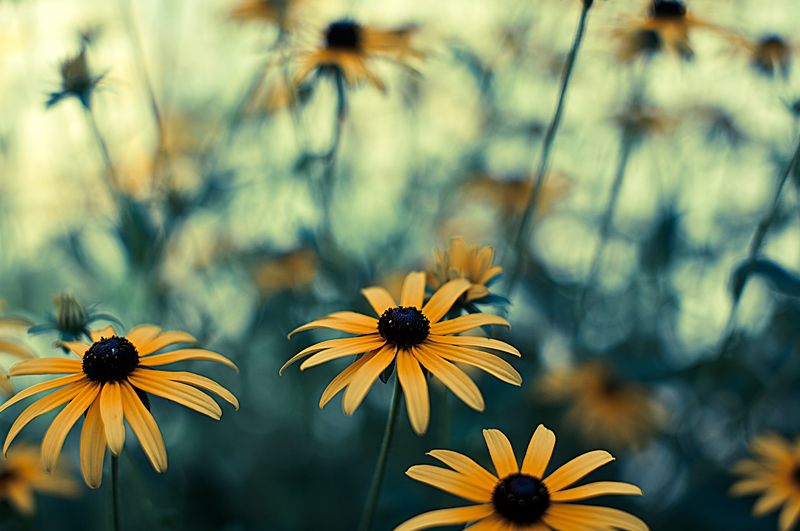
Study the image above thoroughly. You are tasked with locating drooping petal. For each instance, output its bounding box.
[753,487,790,516]
[0,370,13,396]
[287,312,378,338]
[341,344,396,415]
[482,429,518,478]
[430,314,510,336]
[128,370,222,420]
[0,374,85,414]
[300,336,388,371]
[280,335,383,375]
[119,381,167,472]
[397,349,429,435]
[428,335,520,357]
[0,339,35,360]
[137,331,198,356]
[140,349,238,372]
[361,287,396,316]
[4,381,86,455]
[521,424,556,478]
[90,326,117,343]
[421,279,471,323]
[319,350,378,408]
[56,341,90,358]
[126,325,162,346]
[406,465,493,503]
[428,344,521,386]
[550,481,642,502]
[414,345,484,411]
[41,381,101,472]
[544,450,615,493]
[6,483,35,515]
[779,498,800,531]
[729,478,772,496]
[543,504,649,531]
[159,371,239,410]
[8,358,82,376]
[426,450,498,491]
[392,504,495,531]
[80,398,107,489]
[100,381,125,456]
[401,272,427,309]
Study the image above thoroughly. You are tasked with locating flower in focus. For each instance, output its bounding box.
[0,443,80,515]
[730,433,800,531]
[293,19,423,92]
[614,1,715,62]
[427,238,503,306]
[0,339,35,396]
[0,325,238,488]
[27,292,120,344]
[393,425,648,531]
[538,363,666,451]
[46,46,103,109]
[230,0,309,33]
[253,248,318,299]
[282,272,521,435]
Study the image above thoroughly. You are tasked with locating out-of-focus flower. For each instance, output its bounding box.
[730,433,800,531]
[293,19,423,92]
[0,339,35,396]
[0,325,238,488]
[282,272,521,435]
[462,173,571,219]
[729,34,794,78]
[28,292,120,344]
[243,66,314,116]
[614,1,715,62]
[428,238,503,306]
[230,0,309,33]
[537,362,667,451]
[615,99,677,141]
[0,443,80,515]
[393,425,647,531]
[46,46,103,109]
[685,105,746,146]
[253,248,318,298]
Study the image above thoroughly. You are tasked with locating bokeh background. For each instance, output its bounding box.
[0,0,799,529]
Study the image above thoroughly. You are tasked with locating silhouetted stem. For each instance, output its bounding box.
[111,454,121,531]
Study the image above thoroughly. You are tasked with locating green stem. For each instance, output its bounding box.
[356,376,402,531]
[84,106,120,199]
[507,2,592,290]
[111,454,121,531]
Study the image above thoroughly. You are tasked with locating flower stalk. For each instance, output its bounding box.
[111,454,121,531]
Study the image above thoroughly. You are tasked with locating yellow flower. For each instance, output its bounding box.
[614,1,715,62]
[293,19,422,92]
[282,272,521,435]
[0,325,238,488]
[0,443,80,515]
[730,433,800,531]
[230,0,309,33]
[428,238,503,305]
[537,363,666,451]
[394,425,648,531]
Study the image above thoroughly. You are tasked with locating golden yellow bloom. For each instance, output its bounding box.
[0,443,79,515]
[282,272,521,435]
[614,1,715,62]
[428,238,503,305]
[0,325,238,488]
[294,20,422,92]
[394,425,648,531]
[253,248,318,298]
[730,433,800,531]
[230,0,309,33]
[538,363,666,451]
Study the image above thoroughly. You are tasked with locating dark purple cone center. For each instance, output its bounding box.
[82,336,139,382]
[650,1,687,18]
[326,20,361,50]
[492,473,551,525]
[792,465,800,488]
[377,306,430,348]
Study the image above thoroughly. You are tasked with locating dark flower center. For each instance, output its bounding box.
[82,336,139,382]
[377,306,430,348]
[492,473,551,525]
[635,29,663,54]
[649,1,687,18]
[792,465,800,488]
[326,20,361,50]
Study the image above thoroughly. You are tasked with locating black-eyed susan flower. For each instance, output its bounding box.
[27,291,120,344]
[730,432,800,531]
[293,19,422,92]
[230,0,308,33]
[538,363,666,451]
[46,46,103,109]
[0,325,238,488]
[427,238,503,306]
[394,425,648,531]
[0,443,79,515]
[614,0,715,62]
[282,272,521,435]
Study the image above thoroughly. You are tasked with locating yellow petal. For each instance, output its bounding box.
[9,358,82,376]
[100,381,125,456]
[128,370,222,420]
[482,429,518,478]
[80,398,107,488]
[397,349,429,435]
[160,371,239,410]
[119,381,167,472]
[550,481,642,502]
[414,345,484,412]
[401,272,426,309]
[361,287,396,316]
[56,341,90,358]
[426,450,498,492]
[41,381,101,472]
[521,424,556,478]
[544,504,649,531]
[342,344,396,415]
[319,351,377,408]
[428,335,520,357]
[729,478,771,497]
[544,450,615,493]
[392,504,495,531]
[406,465,492,503]
[430,314,510,336]
[7,482,35,515]
[137,331,198,356]
[428,344,521,386]
[421,279,471,323]
[455,513,506,531]
[753,487,790,516]
[287,313,378,338]
[90,325,117,343]
[140,349,238,372]
[0,339,35,360]
[280,335,383,375]
[779,498,800,531]
[126,325,162,346]
[300,337,388,371]
[0,374,85,415]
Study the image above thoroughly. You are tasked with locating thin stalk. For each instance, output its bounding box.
[356,376,402,531]
[715,134,800,357]
[508,2,593,290]
[578,131,636,313]
[84,107,120,197]
[111,454,121,531]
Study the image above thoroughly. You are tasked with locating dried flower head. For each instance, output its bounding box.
[46,47,103,109]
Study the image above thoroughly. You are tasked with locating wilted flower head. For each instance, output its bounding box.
[750,35,792,78]
[27,292,120,344]
[428,238,504,307]
[0,443,80,515]
[46,46,103,109]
